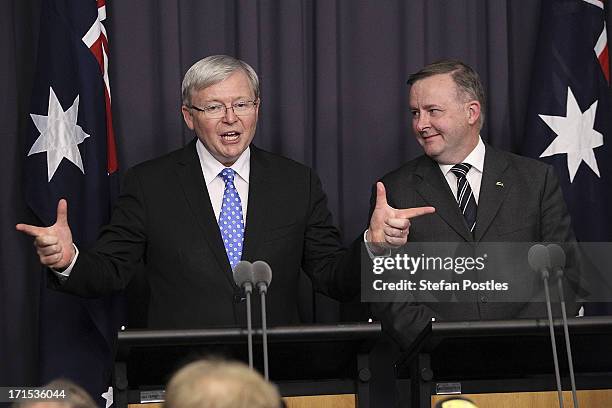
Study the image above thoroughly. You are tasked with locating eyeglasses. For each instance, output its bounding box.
[188,100,259,119]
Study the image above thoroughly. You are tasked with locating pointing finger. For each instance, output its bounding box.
[395,206,436,219]
[16,223,45,237]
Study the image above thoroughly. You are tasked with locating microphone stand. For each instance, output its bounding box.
[252,260,272,381]
[543,268,564,408]
[233,261,255,369]
[548,243,579,408]
[245,282,254,369]
[259,287,269,380]
[556,269,579,408]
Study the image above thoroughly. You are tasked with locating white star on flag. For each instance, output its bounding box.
[101,386,113,408]
[28,87,90,182]
[538,86,603,182]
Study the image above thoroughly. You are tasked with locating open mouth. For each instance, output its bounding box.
[220,131,241,142]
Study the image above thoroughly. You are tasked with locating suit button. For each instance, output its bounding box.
[480,295,487,303]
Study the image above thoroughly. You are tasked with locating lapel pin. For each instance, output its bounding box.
[496,181,504,188]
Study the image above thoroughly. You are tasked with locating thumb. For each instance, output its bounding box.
[375,182,389,208]
[56,199,69,226]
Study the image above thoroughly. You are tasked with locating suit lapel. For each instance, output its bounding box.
[473,145,511,242]
[414,157,474,242]
[175,140,235,284]
[241,146,273,262]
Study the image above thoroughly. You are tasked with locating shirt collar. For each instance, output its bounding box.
[439,136,486,176]
[196,139,251,185]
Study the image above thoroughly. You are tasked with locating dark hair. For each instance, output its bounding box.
[408,59,486,128]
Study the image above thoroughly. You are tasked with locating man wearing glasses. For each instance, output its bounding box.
[17,55,364,329]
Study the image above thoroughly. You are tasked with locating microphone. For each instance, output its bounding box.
[528,243,551,279]
[548,243,566,279]
[548,244,579,408]
[253,260,272,294]
[252,260,273,380]
[528,244,564,408]
[233,261,254,369]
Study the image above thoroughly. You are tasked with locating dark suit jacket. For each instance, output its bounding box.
[370,144,578,349]
[55,140,360,329]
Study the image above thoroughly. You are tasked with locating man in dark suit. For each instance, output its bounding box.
[365,60,577,349]
[17,55,393,328]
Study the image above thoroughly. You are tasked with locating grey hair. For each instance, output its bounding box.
[181,55,260,105]
[164,359,281,408]
[407,59,486,129]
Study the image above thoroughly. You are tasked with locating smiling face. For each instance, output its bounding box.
[181,70,259,166]
[409,73,480,164]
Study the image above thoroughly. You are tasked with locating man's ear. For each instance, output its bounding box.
[181,105,195,130]
[466,100,481,126]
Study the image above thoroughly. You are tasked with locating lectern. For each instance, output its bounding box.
[396,316,612,408]
[113,322,381,408]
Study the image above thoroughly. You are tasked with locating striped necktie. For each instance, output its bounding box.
[450,163,477,233]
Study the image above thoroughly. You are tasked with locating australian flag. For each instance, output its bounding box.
[522,0,612,314]
[24,0,121,405]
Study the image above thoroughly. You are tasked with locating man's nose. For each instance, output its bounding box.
[415,113,430,132]
[222,106,238,123]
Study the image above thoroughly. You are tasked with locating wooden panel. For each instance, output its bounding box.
[431,389,612,408]
[284,394,355,408]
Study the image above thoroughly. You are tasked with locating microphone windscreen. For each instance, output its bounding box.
[528,244,551,272]
[252,260,272,286]
[547,244,566,269]
[233,260,253,288]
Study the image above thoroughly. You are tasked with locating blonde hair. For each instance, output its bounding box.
[164,359,281,408]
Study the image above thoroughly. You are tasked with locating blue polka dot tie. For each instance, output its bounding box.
[450,163,477,233]
[218,168,245,269]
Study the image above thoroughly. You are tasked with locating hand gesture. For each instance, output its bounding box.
[16,199,75,270]
[367,182,435,251]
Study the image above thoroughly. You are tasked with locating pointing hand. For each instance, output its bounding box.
[367,182,435,251]
[16,199,75,270]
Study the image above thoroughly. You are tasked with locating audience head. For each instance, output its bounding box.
[164,359,282,408]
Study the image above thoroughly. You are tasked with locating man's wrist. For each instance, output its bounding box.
[51,244,79,278]
[363,229,391,257]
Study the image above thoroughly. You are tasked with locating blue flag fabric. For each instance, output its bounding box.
[522,0,612,314]
[24,0,122,405]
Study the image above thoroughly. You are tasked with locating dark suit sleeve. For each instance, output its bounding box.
[540,164,574,242]
[300,169,361,302]
[51,168,148,297]
[540,164,588,310]
[364,178,435,349]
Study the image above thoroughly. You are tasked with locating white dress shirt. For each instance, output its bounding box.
[196,139,250,224]
[437,136,485,204]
